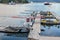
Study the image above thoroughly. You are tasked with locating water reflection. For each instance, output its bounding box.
[5,33,28,37]
[0,33,28,40]
[40,25,60,37]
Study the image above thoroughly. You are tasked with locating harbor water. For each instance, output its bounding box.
[0,3,60,40]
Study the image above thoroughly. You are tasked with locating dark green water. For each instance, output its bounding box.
[0,33,28,40]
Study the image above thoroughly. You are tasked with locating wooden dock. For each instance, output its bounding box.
[28,13,40,40]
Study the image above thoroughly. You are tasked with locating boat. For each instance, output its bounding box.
[44,2,51,5]
[0,26,30,33]
[41,20,60,25]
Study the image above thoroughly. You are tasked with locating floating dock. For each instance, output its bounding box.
[28,13,40,40]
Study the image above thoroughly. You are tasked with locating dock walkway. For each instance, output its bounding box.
[28,13,40,40]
